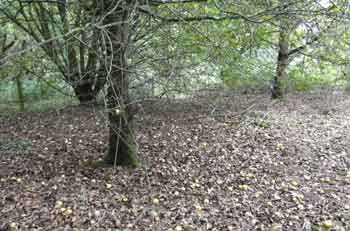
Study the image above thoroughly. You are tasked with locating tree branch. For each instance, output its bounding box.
[138,6,265,24]
[19,0,66,5]
[150,0,206,4]
[288,18,336,56]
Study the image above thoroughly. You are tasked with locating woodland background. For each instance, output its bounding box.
[2,1,350,230]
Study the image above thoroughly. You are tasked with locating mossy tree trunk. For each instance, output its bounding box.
[15,41,25,111]
[103,1,138,167]
[15,73,25,111]
[72,80,102,104]
[272,20,289,99]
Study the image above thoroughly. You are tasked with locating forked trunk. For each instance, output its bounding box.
[73,82,98,104]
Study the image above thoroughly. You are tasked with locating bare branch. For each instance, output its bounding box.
[150,0,206,4]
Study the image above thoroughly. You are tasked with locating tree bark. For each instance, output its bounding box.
[272,21,289,99]
[15,73,25,111]
[103,1,138,167]
[73,82,99,104]
[4,2,106,106]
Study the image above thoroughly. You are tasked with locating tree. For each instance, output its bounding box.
[1,1,106,104]
[270,0,337,98]
[272,17,290,98]
[0,30,16,62]
[3,0,342,168]
[0,26,25,110]
[101,1,138,166]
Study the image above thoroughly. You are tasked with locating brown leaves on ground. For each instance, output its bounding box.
[1,93,350,230]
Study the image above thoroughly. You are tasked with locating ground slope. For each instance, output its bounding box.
[1,93,350,231]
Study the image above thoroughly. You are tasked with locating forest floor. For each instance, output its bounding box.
[1,92,350,231]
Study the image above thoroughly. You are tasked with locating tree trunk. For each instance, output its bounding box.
[272,22,289,99]
[103,1,138,167]
[105,77,137,166]
[73,82,98,104]
[15,73,25,111]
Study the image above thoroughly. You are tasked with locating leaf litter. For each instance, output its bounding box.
[1,93,350,230]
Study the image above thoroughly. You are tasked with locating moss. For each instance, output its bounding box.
[104,134,139,168]
[271,84,284,99]
[253,120,271,129]
[0,139,32,152]
[82,159,109,169]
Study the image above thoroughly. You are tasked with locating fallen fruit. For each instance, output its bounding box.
[322,220,333,228]
[239,184,249,190]
[55,200,63,208]
[64,208,73,216]
[295,194,304,201]
[152,198,160,205]
[195,204,202,212]
[276,143,285,150]
[290,180,299,187]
